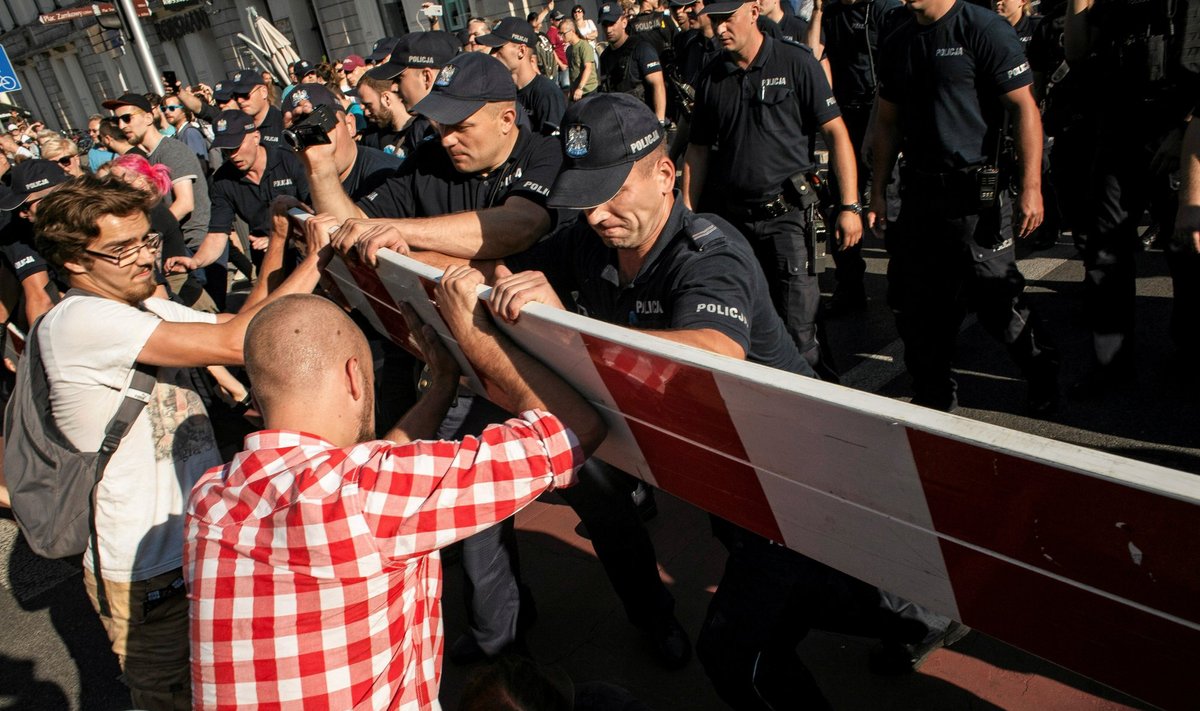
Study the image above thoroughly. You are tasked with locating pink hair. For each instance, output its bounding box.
[109,153,173,198]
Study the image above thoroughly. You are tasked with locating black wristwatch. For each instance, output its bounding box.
[836,202,863,215]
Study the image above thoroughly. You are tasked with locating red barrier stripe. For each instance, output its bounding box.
[908,429,1200,624]
[582,333,783,542]
[341,260,416,349]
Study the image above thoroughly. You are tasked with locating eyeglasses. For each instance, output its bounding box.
[163,104,183,111]
[116,112,141,124]
[83,232,163,267]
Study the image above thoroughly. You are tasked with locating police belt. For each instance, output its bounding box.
[722,194,800,223]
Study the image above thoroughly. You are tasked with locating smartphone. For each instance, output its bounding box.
[424,4,443,16]
[162,70,178,94]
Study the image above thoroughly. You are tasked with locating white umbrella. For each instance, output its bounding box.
[237,7,302,85]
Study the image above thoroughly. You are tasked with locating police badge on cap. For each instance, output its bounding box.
[565,125,589,158]
[291,89,309,107]
[217,119,227,132]
[435,65,457,87]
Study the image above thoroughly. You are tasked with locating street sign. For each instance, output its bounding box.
[0,45,20,93]
[37,0,150,25]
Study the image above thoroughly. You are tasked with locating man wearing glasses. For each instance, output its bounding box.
[102,93,210,260]
[30,174,330,711]
[161,99,210,176]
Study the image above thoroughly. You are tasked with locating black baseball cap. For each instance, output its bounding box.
[211,109,259,150]
[550,93,664,209]
[0,159,71,211]
[598,3,624,23]
[282,83,340,113]
[291,60,318,79]
[230,70,266,94]
[366,32,460,79]
[101,92,153,113]
[476,17,538,48]
[367,36,402,64]
[701,0,752,14]
[411,52,517,125]
[212,81,234,103]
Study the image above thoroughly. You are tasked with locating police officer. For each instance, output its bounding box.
[357,32,459,159]
[166,110,309,294]
[0,160,66,329]
[868,0,1060,413]
[820,0,901,311]
[629,0,679,56]
[758,0,820,47]
[228,71,285,147]
[312,54,696,671]
[479,17,568,136]
[598,3,670,122]
[1063,0,1200,396]
[683,0,861,379]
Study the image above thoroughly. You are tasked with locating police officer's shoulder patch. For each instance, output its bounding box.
[684,215,726,250]
[565,124,589,158]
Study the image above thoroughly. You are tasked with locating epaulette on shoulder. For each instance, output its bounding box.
[781,37,812,53]
[685,215,726,250]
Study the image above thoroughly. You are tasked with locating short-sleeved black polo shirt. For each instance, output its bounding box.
[691,35,841,204]
[256,106,285,147]
[506,195,814,377]
[763,13,822,48]
[361,116,438,162]
[878,0,1033,171]
[673,31,722,87]
[629,10,677,56]
[208,146,311,235]
[822,0,903,106]
[600,37,663,95]
[517,75,567,136]
[342,144,405,201]
[357,120,561,220]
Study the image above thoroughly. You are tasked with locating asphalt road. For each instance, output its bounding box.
[0,235,1192,710]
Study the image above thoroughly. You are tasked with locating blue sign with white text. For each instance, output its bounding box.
[0,45,21,93]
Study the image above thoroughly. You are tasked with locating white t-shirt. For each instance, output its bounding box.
[39,295,221,582]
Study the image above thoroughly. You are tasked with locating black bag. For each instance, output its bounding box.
[3,304,156,611]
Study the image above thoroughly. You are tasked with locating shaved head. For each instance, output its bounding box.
[245,294,374,438]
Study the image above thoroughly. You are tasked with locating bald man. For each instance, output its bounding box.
[184,275,605,709]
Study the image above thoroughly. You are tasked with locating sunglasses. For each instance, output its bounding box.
[116,113,141,124]
[84,232,163,267]
[233,92,253,101]
[55,156,75,167]
[163,104,184,111]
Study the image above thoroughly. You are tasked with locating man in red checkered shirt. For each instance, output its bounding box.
[184,265,606,710]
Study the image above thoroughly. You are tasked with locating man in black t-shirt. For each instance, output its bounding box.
[684,0,862,380]
[480,17,567,136]
[599,3,670,122]
[869,0,1059,413]
[358,32,460,160]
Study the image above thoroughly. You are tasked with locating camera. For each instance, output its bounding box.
[281,103,339,150]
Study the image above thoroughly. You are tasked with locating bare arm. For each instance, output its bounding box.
[1176,118,1200,253]
[867,96,901,232]
[1000,85,1044,238]
[138,226,333,368]
[239,199,305,313]
[439,266,607,455]
[168,178,196,223]
[682,143,710,210]
[822,116,863,248]
[382,305,462,443]
[646,72,668,122]
[578,59,595,93]
[170,231,231,270]
[20,272,55,326]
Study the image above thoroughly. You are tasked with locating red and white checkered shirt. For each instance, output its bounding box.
[184,409,583,711]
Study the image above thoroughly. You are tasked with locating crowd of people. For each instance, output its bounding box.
[0,0,1197,707]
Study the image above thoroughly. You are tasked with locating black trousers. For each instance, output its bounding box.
[886,180,1057,410]
[697,521,934,710]
[1082,110,1195,368]
[724,208,823,371]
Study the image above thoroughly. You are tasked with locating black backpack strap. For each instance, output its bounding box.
[89,362,157,618]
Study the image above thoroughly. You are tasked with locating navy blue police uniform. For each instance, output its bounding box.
[690,32,840,374]
[821,0,902,307]
[517,75,568,136]
[630,9,679,56]
[877,0,1059,411]
[600,35,665,103]
[209,147,311,237]
[1070,0,1200,393]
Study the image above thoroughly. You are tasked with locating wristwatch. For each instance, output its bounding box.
[836,202,863,215]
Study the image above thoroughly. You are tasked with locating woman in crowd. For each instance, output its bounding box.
[38,135,86,178]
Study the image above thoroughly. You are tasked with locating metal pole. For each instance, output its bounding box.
[114,0,161,92]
